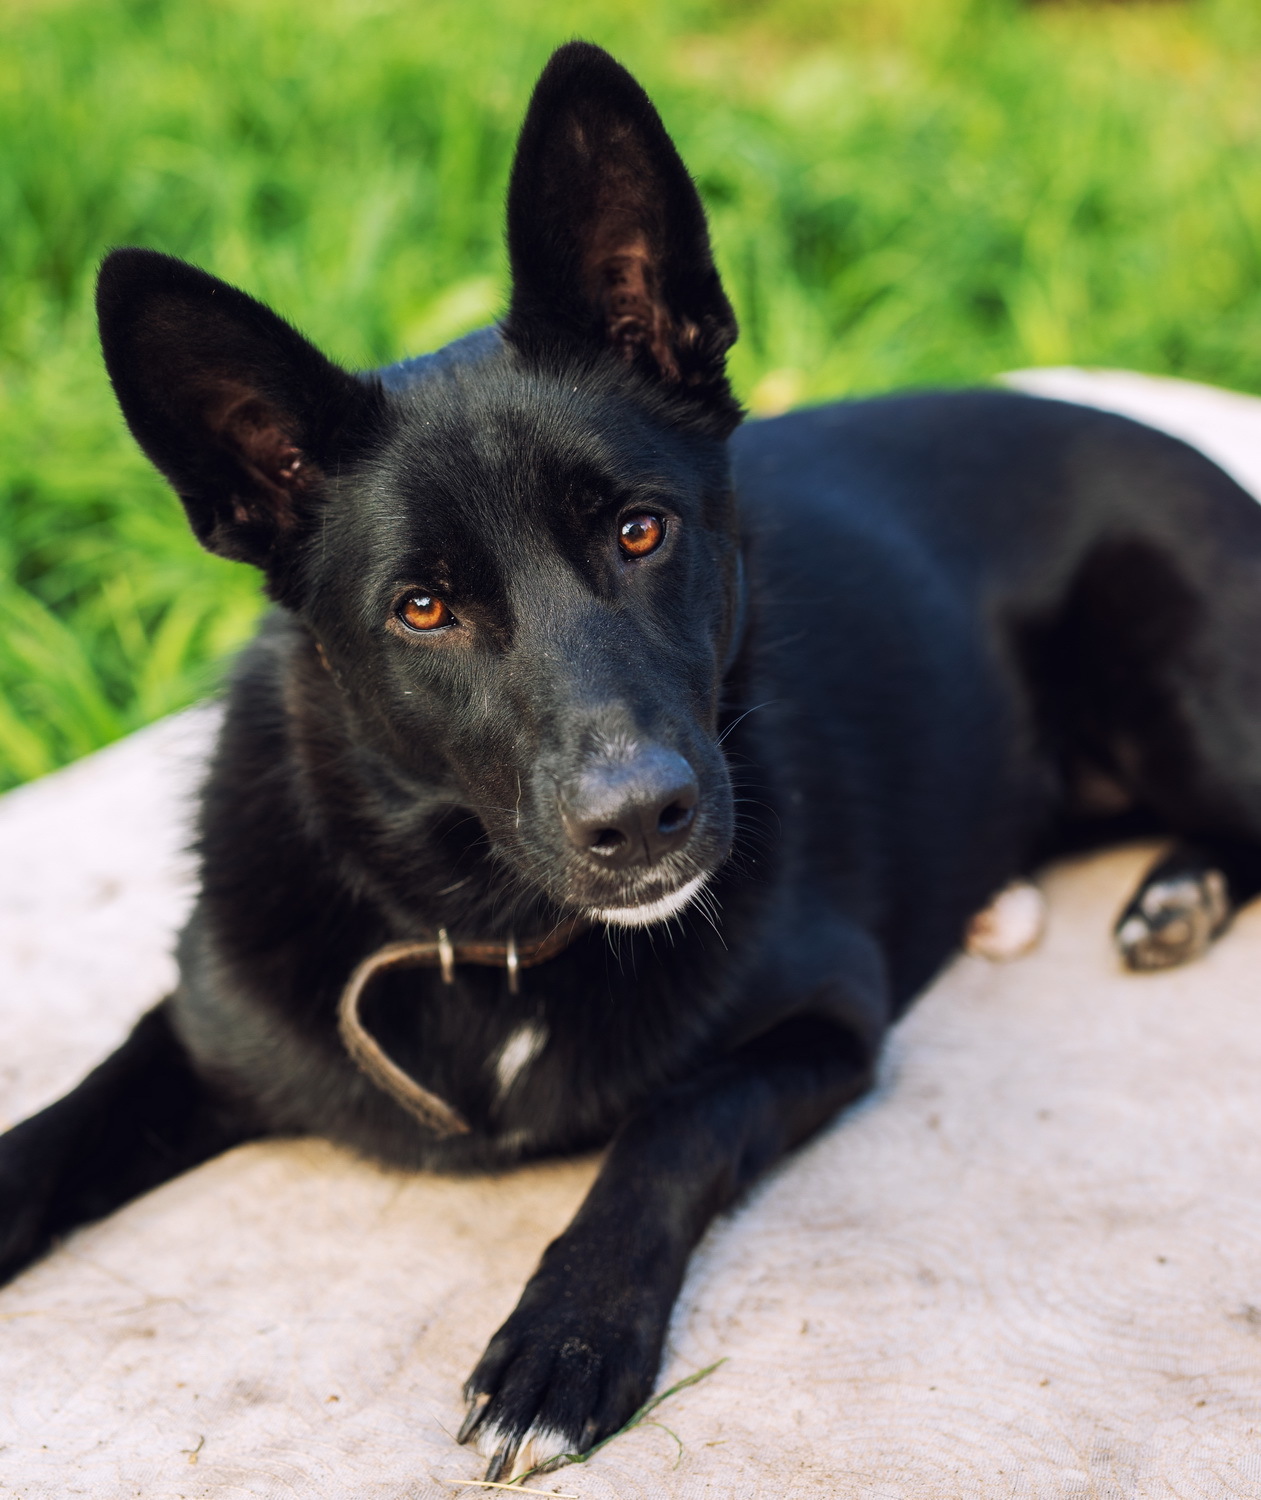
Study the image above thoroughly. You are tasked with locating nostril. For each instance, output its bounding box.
[657,801,695,837]
[560,745,699,865]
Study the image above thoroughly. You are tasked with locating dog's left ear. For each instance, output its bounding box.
[504,42,740,432]
[97,248,383,579]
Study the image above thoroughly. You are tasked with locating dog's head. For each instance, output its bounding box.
[98,43,745,929]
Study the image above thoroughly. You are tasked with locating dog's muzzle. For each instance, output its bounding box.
[555,744,714,926]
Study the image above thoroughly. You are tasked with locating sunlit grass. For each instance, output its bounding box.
[3,0,1261,788]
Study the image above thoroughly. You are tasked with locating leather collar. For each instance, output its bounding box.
[337,917,588,1138]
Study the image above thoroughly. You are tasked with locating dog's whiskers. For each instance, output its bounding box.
[717,699,777,746]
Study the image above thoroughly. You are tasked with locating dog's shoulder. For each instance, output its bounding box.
[732,385,1148,487]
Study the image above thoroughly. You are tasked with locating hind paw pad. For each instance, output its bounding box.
[1114,869,1229,971]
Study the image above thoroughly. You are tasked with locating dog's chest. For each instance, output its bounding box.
[363,955,703,1157]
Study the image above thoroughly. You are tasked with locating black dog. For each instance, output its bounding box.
[4,40,1261,1481]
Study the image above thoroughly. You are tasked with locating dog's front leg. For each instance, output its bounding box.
[0,999,255,1286]
[460,1009,874,1480]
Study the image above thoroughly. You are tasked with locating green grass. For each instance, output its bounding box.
[3,0,1261,788]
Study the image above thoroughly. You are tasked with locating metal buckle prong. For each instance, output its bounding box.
[437,927,455,985]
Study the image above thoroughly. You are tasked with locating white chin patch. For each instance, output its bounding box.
[591,872,708,928]
[475,1418,575,1475]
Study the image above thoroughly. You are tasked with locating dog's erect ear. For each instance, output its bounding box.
[503,42,739,428]
[97,249,381,572]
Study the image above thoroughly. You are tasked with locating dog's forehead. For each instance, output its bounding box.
[393,364,669,494]
[360,362,702,574]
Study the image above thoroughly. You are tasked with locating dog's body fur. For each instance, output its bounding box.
[5,42,1261,1481]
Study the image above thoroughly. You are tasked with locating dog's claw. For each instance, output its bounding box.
[484,1441,518,1483]
[458,1393,490,1445]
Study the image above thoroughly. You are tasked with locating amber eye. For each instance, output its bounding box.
[396,593,453,632]
[618,513,666,558]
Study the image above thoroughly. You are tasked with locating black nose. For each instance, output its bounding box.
[561,747,699,868]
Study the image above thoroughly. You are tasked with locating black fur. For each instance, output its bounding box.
[6,40,1261,1480]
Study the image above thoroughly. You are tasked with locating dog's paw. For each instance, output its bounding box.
[1114,867,1229,971]
[458,1262,664,1481]
[964,879,1046,962]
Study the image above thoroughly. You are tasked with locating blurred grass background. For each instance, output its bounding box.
[2,0,1261,789]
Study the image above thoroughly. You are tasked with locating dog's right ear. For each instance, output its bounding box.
[97,249,381,574]
[503,42,740,434]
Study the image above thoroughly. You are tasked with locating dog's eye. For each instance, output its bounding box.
[619,513,666,558]
[396,593,453,632]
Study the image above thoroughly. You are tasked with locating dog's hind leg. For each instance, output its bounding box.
[1114,839,1261,971]
[1087,530,1261,970]
[0,998,255,1285]
[1027,485,1261,972]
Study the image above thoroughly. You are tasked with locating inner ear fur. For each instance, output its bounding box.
[203,382,310,532]
[97,249,381,572]
[582,156,679,377]
[504,42,739,429]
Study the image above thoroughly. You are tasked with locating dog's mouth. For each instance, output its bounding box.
[587,870,711,928]
[492,803,729,932]
[564,803,730,928]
